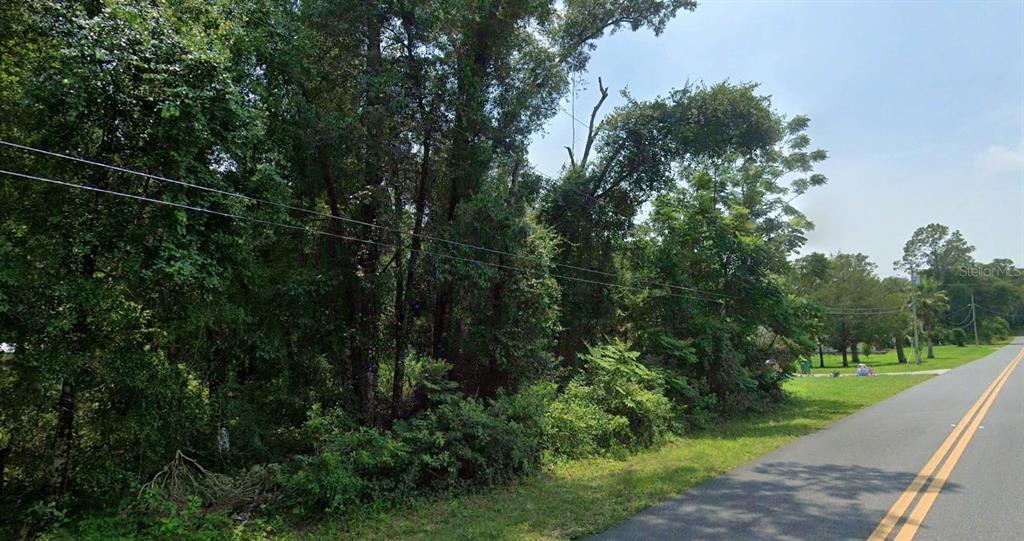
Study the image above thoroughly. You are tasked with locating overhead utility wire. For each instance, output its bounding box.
[952,309,974,327]
[560,105,590,130]
[822,306,906,314]
[0,167,724,304]
[975,304,1018,318]
[0,139,729,301]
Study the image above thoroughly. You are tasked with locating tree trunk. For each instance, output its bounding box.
[392,130,432,415]
[355,14,386,427]
[851,341,860,364]
[926,330,935,359]
[818,342,825,368]
[391,190,406,419]
[431,290,451,360]
[895,335,907,363]
[483,278,508,396]
[392,7,432,420]
[433,9,500,365]
[0,445,9,497]
[841,345,848,368]
[50,380,75,500]
[317,148,351,392]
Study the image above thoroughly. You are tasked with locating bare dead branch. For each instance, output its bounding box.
[579,77,609,169]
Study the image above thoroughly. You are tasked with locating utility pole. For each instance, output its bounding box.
[911,270,923,364]
[970,291,979,345]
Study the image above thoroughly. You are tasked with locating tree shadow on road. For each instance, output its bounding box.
[591,461,961,541]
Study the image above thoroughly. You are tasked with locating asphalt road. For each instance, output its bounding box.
[591,339,1024,541]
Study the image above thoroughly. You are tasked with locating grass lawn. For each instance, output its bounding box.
[290,375,933,541]
[807,340,1008,375]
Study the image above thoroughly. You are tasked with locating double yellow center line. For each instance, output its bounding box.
[867,348,1023,541]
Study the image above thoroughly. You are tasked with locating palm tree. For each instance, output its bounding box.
[917,277,949,359]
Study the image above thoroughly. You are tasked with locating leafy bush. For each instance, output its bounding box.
[545,341,673,458]
[286,408,411,515]
[485,382,555,474]
[980,317,1010,343]
[40,492,282,541]
[577,340,673,445]
[950,328,967,347]
[546,382,631,458]
[285,383,552,515]
[661,372,717,429]
[401,385,550,491]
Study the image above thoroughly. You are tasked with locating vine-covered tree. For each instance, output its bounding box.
[0,1,849,536]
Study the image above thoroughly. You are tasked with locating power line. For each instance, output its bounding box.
[975,304,1018,318]
[948,304,972,317]
[0,167,725,304]
[560,105,590,131]
[823,309,905,313]
[0,139,729,300]
[952,308,974,327]
[821,306,906,315]
[824,311,905,316]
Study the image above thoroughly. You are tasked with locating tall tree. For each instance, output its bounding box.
[895,223,976,282]
[917,277,949,359]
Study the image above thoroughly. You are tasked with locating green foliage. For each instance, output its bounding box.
[980,317,1010,343]
[40,496,280,541]
[576,341,673,446]
[545,383,632,459]
[895,223,975,281]
[399,396,541,491]
[950,328,967,347]
[331,376,934,541]
[285,383,552,516]
[546,342,672,458]
[0,0,851,535]
[288,423,411,515]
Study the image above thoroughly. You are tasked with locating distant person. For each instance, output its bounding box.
[856,363,873,377]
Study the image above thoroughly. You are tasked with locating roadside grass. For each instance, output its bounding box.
[293,375,932,541]
[808,340,1008,375]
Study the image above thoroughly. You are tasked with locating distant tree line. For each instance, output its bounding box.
[793,224,1021,368]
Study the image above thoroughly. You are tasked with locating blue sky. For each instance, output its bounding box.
[529,0,1024,276]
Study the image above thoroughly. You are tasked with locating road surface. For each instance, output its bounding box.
[591,339,1024,541]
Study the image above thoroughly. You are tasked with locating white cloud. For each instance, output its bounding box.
[974,144,1024,176]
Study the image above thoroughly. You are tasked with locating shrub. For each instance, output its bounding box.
[40,502,280,541]
[661,373,717,429]
[486,382,555,472]
[286,408,411,515]
[981,317,1010,343]
[401,399,515,491]
[546,382,631,458]
[579,341,673,444]
[401,384,549,490]
[950,328,967,347]
[285,383,551,515]
[545,341,673,458]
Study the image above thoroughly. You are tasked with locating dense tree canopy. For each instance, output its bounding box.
[4,2,1016,539]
